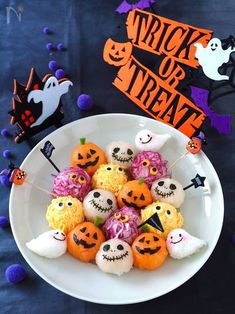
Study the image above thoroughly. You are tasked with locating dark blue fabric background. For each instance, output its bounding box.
[0,0,235,313]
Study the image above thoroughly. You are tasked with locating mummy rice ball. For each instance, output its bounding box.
[26,230,67,258]
[91,163,128,195]
[130,151,170,186]
[96,239,133,275]
[46,196,84,234]
[83,189,117,223]
[103,207,141,244]
[151,178,185,208]
[141,201,184,239]
[52,167,91,201]
[105,141,137,168]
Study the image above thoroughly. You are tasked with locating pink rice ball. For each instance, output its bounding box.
[103,206,141,245]
[52,167,91,201]
[130,150,170,186]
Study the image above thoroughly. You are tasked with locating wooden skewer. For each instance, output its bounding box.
[25,179,57,197]
[168,151,189,171]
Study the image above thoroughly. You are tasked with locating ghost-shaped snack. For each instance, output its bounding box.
[105,141,137,168]
[96,239,133,275]
[135,129,171,151]
[166,228,206,259]
[52,167,91,201]
[151,178,185,208]
[83,189,117,223]
[26,230,67,258]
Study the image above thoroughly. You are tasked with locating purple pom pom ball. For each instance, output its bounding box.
[43,27,50,34]
[77,94,94,110]
[55,69,65,79]
[5,264,27,283]
[46,43,53,51]
[1,128,9,137]
[57,43,65,51]
[0,216,9,228]
[48,60,58,71]
[0,171,11,186]
[3,150,12,159]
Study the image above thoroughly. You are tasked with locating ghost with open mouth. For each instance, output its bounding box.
[151,178,185,208]
[166,228,206,259]
[96,239,133,275]
[26,230,67,258]
[106,141,137,168]
[83,189,117,223]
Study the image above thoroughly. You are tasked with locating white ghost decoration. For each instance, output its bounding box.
[106,141,137,168]
[135,129,171,151]
[83,189,117,223]
[151,178,185,208]
[96,239,133,275]
[166,228,206,259]
[26,230,67,258]
[194,38,235,81]
[27,76,73,127]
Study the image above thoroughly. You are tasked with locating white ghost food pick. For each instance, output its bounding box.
[26,230,67,258]
[166,228,206,259]
[96,239,133,276]
[106,141,137,168]
[194,38,235,81]
[83,189,117,223]
[151,178,185,208]
[135,129,171,151]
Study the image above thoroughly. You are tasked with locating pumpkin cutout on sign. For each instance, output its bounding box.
[71,138,107,176]
[103,38,133,67]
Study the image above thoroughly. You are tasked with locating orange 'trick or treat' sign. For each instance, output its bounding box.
[126,9,213,68]
[103,38,133,67]
[113,56,206,137]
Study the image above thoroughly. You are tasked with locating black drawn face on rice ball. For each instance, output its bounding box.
[151,178,185,208]
[83,189,117,223]
[95,239,133,275]
[106,141,136,168]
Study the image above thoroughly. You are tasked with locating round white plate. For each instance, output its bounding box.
[9,113,224,304]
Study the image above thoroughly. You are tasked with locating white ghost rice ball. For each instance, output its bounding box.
[83,189,117,223]
[105,141,137,168]
[26,230,67,258]
[96,239,133,275]
[166,228,206,259]
[151,178,185,208]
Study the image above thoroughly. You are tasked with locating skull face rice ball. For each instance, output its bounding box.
[46,196,84,234]
[52,167,91,201]
[96,239,133,275]
[151,178,185,208]
[83,189,117,223]
[103,207,141,244]
[141,201,184,239]
[91,163,128,195]
[105,141,137,168]
[130,151,170,186]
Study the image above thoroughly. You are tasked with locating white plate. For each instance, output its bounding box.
[9,113,224,304]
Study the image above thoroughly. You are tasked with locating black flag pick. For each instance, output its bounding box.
[138,212,164,233]
[40,141,60,173]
